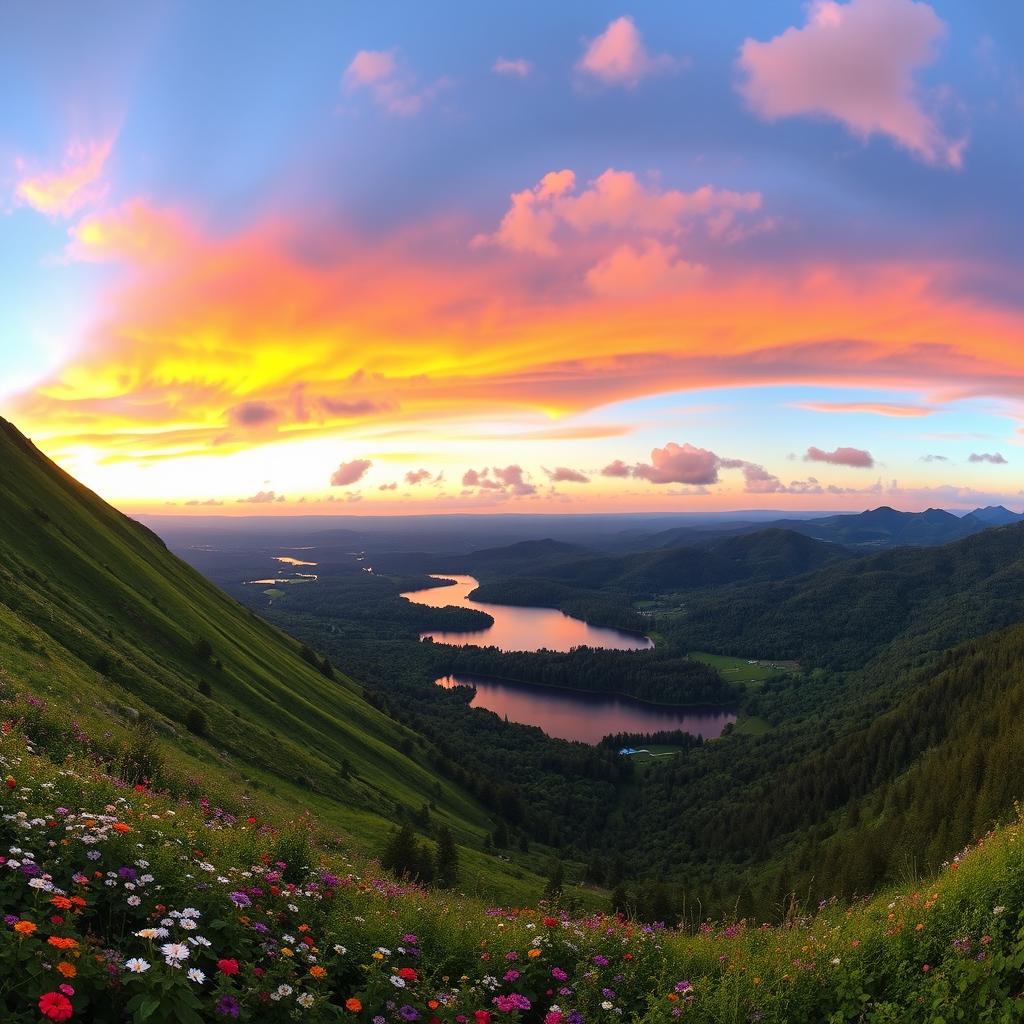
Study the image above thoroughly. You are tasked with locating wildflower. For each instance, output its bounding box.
[309,965,327,978]
[399,1007,419,1022]
[48,936,78,950]
[399,967,418,981]
[218,959,240,975]
[217,995,241,1018]
[160,942,190,966]
[57,962,77,978]
[593,955,609,967]
[297,993,315,1008]
[527,948,541,958]
[390,975,407,988]
[601,1002,614,1011]
[276,984,293,997]
[39,992,74,1021]
[552,967,568,981]
[125,959,150,973]
[14,920,37,936]
[228,891,251,908]
[135,927,169,939]
[334,944,348,955]
[187,968,206,984]
[345,999,363,1012]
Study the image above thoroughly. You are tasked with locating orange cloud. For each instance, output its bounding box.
[738,0,964,167]
[794,400,934,417]
[16,138,113,217]
[14,197,1024,477]
[67,199,192,262]
[586,240,704,296]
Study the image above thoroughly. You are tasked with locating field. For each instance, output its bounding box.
[688,650,794,685]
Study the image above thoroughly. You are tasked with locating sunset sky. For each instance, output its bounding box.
[3,1,1023,514]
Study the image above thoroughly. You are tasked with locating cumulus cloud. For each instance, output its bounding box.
[342,49,448,115]
[601,459,632,478]
[920,453,949,462]
[969,452,1008,464]
[585,240,705,297]
[805,445,875,467]
[15,138,113,217]
[476,168,763,257]
[330,458,372,486]
[576,16,682,88]
[544,466,590,483]
[378,482,398,491]
[462,465,536,497]
[404,468,433,484]
[737,0,964,167]
[493,57,531,77]
[238,490,285,503]
[634,442,723,485]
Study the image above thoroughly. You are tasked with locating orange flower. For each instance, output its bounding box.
[57,962,77,978]
[14,920,37,936]
[112,822,132,833]
[527,948,541,958]
[309,966,327,978]
[345,998,362,1012]
[50,897,73,911]
[48,937,79,951]
[371,951,384,960]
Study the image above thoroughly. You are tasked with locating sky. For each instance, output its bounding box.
[2,0,1024,515]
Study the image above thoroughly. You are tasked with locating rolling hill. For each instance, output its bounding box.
[0,417,539,899]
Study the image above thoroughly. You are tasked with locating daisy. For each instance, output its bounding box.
[124,958,150,973]
[160,942,190,966]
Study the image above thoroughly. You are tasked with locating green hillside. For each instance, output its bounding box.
[0,417,546,901]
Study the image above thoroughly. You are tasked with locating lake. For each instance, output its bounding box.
[402,574,733,743]
[400,574,654,652]
[435,673,737,744]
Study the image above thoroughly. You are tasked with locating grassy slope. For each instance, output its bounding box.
[4,708,1024,1022]
[0,417,550,902]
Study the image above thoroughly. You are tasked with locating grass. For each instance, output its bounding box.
[0,417,567,906]
[4,704,1024,1022]
[688,651,790,686]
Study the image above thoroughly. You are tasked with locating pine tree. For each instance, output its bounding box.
[381,824,419,878]
[435,825,460,888]
[542,860,564,903]
[492,819,509,849]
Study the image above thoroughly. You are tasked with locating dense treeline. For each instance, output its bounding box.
[429,644,738,705]
[227,521,1024,920]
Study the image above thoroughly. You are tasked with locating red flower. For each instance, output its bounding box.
[543,916,558,927]
[39,992,73,1021]
[398,967,417,981]
[218,958,240,976]
[474,1013,491,1024]
[5,776,15,790]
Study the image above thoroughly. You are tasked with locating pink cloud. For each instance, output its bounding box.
[477,168,762,257]
[968,452,1007,464]
[67,199,192,263]
[601,459,632,478]
[576,16,682,88]
[737,0,964,167]
[586,240,705,297]
[795,399,934,417]
[342,49,447,115]
[634,442,722,485]
[16,138,113,217]
[404,468,433,484]
[227,400,280,427]
[237,490,285,504]
[330,458,372,485]
[493,57,531,77]
[463,465,536,496]
[545,466,590,483]
[805,445,875,467]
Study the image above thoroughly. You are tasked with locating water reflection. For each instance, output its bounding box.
[401,575,653,653]
[436,674,736,744]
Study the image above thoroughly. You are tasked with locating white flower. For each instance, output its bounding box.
[135,927,169,939]
[125,958,150,973]
[270,992,281,1002]
[602,1002,613,1011]
[127,896,141,907]
[390,975,406,988]
[187,968,206,984]
[188,936,211,947]
[288,903,299,913]
[160,942,190,966]
[283,933,295,944]
[995,906,1006,915]
[831,957,841,966]
[297,993,314,1008]
[179,919,197,930]
[28,878,52,891]
[276,984,293,996]
[181,907,201,918]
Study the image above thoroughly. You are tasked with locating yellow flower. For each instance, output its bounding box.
[371,951,384,960]
[281,947,295,958]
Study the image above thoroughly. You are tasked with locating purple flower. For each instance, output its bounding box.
[503,969,520,982]
[399,1007,419,1022]
[567,1013,584,1024]
[228,892,251,908]
[216,995,240,1018]
[552,967,568,981]
[118,867,138,881]
[592,954,609,967]
[401,933,418,944]
[674,980,692,993]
